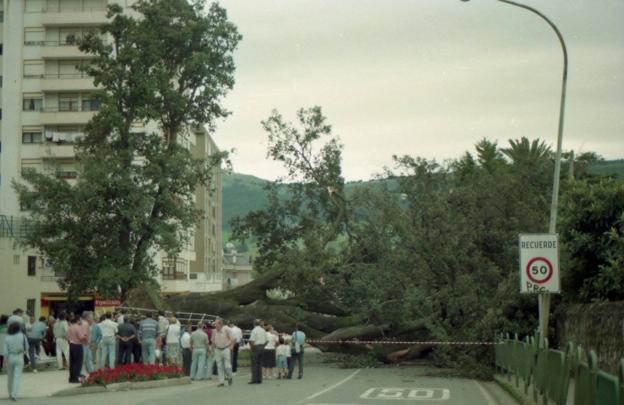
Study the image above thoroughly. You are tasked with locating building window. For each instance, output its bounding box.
[13,255,20,265]
[22,130,43,144]
[26,299,36,317]
[161,258,187,280]
[59,94,80,111]
[81,95,100,111]
[21,159,42,176]
[23,60,44,78]
[45,126,84,144]
[27,256,37,276]
[24,28,45,45]
[60,28,81,45]
[57,60,84,79]
[23,95,43,111]
[55,170,78,179]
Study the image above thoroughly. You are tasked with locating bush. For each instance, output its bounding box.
[81,363,184,387]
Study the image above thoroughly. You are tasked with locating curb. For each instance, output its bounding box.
[493,374,539,405]
[52,376,192,397]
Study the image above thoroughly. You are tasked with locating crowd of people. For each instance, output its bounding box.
[1,308,307,401]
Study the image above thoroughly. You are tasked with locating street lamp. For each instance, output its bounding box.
[461,0,568,339]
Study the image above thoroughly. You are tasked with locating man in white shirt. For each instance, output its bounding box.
[180,326,192,376]
[53,313,69,370]
[115,310,126,324]
[248,319,267,384]
[98,313,118,369]
[212,319,234,386]
[158,311,170,365]
[228,322,242,374]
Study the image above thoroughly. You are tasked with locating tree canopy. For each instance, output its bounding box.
[14,0,241,300]
[224,106,622,372]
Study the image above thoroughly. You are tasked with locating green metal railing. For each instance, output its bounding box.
[495,333,623,405]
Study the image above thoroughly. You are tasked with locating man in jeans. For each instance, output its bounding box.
[90,317,102,370]
[228,321,242,374]
[212,319,234,386]
[27,316,47,373]
[139,313,159,364]
[288,324,306,379]
[189,324,208,380]
[98,312,118,369]
[117,317,136,365]
[80,312,94,373]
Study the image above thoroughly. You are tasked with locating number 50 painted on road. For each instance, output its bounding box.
[360,387,451,400]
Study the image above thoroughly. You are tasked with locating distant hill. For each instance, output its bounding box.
[222,172,274,232]
[222,159,624,233]
[587,159,624,179]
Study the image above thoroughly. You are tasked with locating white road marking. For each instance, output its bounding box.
[304,369,362,401]
[360,387,450,401]
[474,381,498,405]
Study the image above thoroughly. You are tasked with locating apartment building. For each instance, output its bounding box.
[0,0,223,318]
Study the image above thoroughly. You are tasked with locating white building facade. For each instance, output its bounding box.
[0,0,223,319]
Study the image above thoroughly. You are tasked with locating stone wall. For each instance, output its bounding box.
[556,301,624,374]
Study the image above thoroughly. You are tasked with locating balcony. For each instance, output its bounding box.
[161,272,188,281]
[40,143,76,159]
[41,273,64,283]
[56,170,78,179]
[41,43,92,60]
[41,73,96,92]
[41,108,96,125]
[42,8,108,27]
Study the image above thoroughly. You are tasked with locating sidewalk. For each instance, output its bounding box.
[0,369,75,398]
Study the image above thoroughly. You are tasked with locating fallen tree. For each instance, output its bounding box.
[124,270,433,363]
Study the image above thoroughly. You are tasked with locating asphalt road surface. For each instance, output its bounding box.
[15,365,517,405]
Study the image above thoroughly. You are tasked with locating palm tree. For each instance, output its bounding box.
[475,138,505,173]
[501,137,552,166]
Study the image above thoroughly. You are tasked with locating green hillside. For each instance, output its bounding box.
[222,172,273,231]
[222,159,624,235]
[587,159,624,179]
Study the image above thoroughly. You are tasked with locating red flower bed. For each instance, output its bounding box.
[81,363,184,387]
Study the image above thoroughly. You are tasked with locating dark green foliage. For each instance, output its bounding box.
[232,109,570,371]
[559,178,624,302]
[232,103,624,373]
[14,0,241,300]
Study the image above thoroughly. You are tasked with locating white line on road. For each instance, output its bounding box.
[474,381,498,405]
[304,369,362,401]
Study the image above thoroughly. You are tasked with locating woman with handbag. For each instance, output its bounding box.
[3,322,29,401]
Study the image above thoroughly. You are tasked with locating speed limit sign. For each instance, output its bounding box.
[519,234,560,293]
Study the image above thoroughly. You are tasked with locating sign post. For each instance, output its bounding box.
[519,234,560,293]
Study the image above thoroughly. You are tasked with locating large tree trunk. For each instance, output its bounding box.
[124,276,431,363]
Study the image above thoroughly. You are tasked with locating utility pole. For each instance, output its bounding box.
[461,0,568,339]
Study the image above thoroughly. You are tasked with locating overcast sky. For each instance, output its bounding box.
[212,0,624,181]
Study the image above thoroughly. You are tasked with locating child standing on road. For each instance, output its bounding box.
[275,337,291,379]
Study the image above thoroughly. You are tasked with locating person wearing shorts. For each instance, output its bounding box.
[275,337,291,379]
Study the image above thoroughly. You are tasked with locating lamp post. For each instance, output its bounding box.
[461,0,568,338]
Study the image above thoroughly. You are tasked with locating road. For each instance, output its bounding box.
[15,365,517,405]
